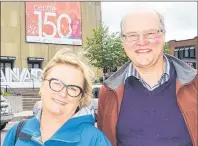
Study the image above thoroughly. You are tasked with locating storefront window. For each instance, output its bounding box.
[189,46,195,58]
[184,47,189,58]
[178,48,184,59]
[28,62,41,69]
[27,57,44,70]
[0,61,13,73]
[174,48,179,58]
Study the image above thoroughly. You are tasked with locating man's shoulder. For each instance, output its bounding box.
[191,73,198,89]
[104,61,131,89]
[98,84,110,97]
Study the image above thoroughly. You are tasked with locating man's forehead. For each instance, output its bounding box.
[124,10,160,23]
[122,10,161,31]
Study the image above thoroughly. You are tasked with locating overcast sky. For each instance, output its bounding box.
[101,2,197,42]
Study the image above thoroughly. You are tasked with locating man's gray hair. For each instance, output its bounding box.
[120,10,166,35]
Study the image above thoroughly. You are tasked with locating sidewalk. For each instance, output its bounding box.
[12,111,33,122]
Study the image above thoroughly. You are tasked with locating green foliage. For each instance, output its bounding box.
[164,42,170,54]
[84,23,129,72]
[2,92,12,96]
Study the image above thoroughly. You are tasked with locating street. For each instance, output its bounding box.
[1,122,17,146]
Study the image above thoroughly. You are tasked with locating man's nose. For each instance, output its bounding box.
[137,34,148,46]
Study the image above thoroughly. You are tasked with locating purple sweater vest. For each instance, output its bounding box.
[116,64,192,146]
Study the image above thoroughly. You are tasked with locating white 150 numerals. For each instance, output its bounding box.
[34,11,72,38]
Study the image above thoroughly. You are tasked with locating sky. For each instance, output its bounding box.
[101,2,197,42]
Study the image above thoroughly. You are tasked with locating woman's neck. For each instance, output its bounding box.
[40,109,75,142]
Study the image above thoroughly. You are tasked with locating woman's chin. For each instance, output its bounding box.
[49,108,66,115]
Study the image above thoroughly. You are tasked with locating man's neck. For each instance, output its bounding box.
[134,57,165,88]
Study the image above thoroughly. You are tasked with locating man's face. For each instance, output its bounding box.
[122,11,165,68]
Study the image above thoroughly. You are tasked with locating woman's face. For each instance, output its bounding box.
[40,63,84,116]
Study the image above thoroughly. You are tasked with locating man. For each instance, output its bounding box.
[97,9,197,146]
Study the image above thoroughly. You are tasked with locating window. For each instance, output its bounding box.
[28,62,41,69]
[174,48,179,58]
[184,47,189,58]
[189,46,195,58]
[1,62,4,70]
[0,56,15,74]
[0,61,13,74]
[27,57,44,70]
[178,48,184,59]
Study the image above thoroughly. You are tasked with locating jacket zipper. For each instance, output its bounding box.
[31,137,44,146]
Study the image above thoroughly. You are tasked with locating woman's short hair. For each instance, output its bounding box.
[41,48,94,108]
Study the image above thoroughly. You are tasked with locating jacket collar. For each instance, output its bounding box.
[21,108,95,143]
[50,115,94,143]
[105,54,197,89]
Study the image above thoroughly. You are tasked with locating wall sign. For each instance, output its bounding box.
[0,56,16,61]
[25,2,82,45]
[185,61,196,69]
[27,57,44,62]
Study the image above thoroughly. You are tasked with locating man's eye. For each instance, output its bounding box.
[148,32,155,35]
[128,34,137,37]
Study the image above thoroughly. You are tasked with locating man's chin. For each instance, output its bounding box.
[134,61,153,68]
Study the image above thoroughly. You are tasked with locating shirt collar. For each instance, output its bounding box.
[125,55,170,81]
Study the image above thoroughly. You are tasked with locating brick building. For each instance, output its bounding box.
[168,36,197,69]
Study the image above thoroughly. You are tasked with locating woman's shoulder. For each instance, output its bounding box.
[2,118,33,146]
[81,123,101,135]
[80,123,112,146]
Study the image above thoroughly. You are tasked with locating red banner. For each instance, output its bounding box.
[26,2,82,45]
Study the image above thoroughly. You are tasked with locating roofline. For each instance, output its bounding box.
[168,36,197,43]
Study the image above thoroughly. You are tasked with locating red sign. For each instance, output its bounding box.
[26,2,82,45]
[185,61,196,69]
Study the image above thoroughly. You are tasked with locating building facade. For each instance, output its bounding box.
[1,2,101,69]
[168,36,197,69]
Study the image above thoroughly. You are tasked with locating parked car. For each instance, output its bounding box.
[92,84,102,109]
[0,95,14,130]
[33,84,102,120]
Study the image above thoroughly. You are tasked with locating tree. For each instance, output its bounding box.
[84,24,128,79]
[164,42,170,54]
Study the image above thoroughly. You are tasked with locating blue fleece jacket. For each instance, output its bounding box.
[3,107,112,146]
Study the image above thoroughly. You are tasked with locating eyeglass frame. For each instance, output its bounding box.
[43,78,83,98]
[122,29,164,43]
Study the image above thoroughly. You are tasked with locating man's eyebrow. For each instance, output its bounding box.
[125,31,138,34]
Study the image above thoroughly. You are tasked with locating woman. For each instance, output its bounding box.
[3,48,112,146]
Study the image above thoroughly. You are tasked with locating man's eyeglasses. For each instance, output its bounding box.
[122,29,163,42]
[43,78,83,98]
